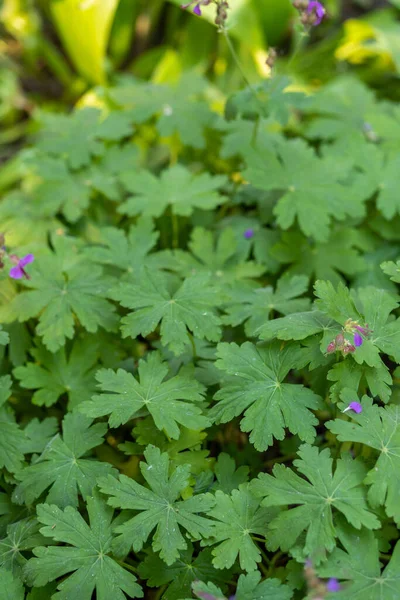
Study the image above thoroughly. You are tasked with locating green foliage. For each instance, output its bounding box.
[98,445,215,564]
[3,58,400,599]
[80,351,209,437]
[24,492,143,599]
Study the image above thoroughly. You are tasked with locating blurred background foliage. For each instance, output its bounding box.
[1,0,400,160]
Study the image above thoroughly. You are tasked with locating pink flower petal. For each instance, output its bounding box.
[193,3,202,15]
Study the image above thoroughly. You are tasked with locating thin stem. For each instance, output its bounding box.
[171,210,179,248]
[187,331,197,359]
[267,551,283,576]
[222,29,265,114]
[117,560,138,574]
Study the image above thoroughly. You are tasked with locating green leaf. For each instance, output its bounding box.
[50,0,119,84]
[0,568,24,600]
[251,444,380,564]
[207,484,274,572]
[327,398,400,524]
[258,310,336,343]
[167,227,266,286]
[14,337,99,409]
[28,154,91,223]
[211,453,249,494]
[110,73,214,148]
[223,274,309,337]
[24,492,143,599]
[13,412,115,508]
[98,444,215,565]
[318,519,400,599]
[120,165,227,217]
[233,571,293,600]
[243,138,365,241]
[0,517,45,576]
[210,341,321,451]
[80,351,209,438]
[138,545,232,600]
[316,282,400,368]
[113,268,223,355]
[0,375,25,473]
[36,108,133,169]
[84,217,165,276]
[271,229,367,285]
[21,418,59,455]
[0,327,9,346]
[327,360,392,404]
[0,236,118,352]
[189,571,293,600]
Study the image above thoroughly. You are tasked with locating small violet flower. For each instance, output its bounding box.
[353,330,363,347]
[326,578,341,592]
[9,254,34,280]
[342,401,363,415]
[243,228,254,239]
[181,0,210,16]
[307,0,325,25]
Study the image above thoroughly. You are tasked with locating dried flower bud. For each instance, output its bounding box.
[335,333,344,347]
[326,341,336,354]
[266,48,277,68]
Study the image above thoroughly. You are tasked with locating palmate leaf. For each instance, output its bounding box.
[318,519,400,599]
[138,545,232,600]
[98,445,215,565]
[211,453,249,495]
[0,375,25,473]
[0,568,24,600]
[112,268,224,355]
[36,108,134,169]
[270,229,367,285]
[0,236,118,352]
[0,517,45,576]
[327,398,400,524]
[24,492,143,600]
[206,484,275,572]
[84,217,167,276]
[13,412,116,508]
[210,341,321,451]
[242,138,365,241]
[189,571,293,600]
[110,73,214,148]
[13,337,99,409]
[80,351,209,439]
[28,154,91,223]
[250,444,380,564]
[223,274,309,337]
[120,164,227,218]
[21,417,59,455]
[167,227,265,287]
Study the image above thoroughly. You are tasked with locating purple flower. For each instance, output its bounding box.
[307,0,325,25]
[9,254,34,280]
[181,0,210,16]
[353,331,363,347]
[326,578,341,592]
[343,401,363,415]
[244,228,254,239]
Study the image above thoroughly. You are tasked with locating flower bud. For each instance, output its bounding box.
[326,341,336,354]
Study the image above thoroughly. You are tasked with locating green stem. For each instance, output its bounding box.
[267,551,283,576]
[171,210,179,248]
[187,331,197,359]
[37,38,77,88]
[154,583,168,600]
[222,29,264,114]
[117,560,138,574]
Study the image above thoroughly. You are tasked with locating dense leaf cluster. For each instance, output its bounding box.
[1,72,400,599]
